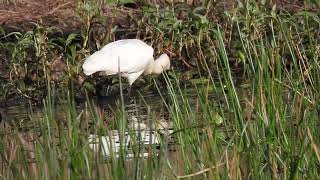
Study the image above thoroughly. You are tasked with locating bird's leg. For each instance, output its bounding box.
[95,80,103,97]
[104,78,113,95]
[126,85,136,104]
[128,85,132,97]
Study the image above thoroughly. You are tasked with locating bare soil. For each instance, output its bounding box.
[0,0,79,31]
[1,0,317,34]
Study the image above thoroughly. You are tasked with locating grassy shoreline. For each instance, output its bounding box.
[1,1,320,179]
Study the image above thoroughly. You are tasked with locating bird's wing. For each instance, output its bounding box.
[99,39,154,74]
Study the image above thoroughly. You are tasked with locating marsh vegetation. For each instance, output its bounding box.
[0,0,320,179]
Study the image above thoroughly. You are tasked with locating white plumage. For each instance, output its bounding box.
[82,39,170,85]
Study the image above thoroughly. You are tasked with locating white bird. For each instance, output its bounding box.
[82,39,171,89]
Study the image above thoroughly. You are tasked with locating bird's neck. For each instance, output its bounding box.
[144,62,154,75]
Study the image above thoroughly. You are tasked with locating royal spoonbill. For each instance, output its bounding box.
[82,39,171,94]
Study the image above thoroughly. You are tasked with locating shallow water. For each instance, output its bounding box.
[0,83,223,156]
[0,78,253,180]
[1,81,222,125]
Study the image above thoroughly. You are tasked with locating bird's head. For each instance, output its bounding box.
[153,53,171,74]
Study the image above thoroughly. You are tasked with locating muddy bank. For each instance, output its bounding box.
[1,1,316,34]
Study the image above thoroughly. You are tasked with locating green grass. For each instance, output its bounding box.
[1,0,320,179]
